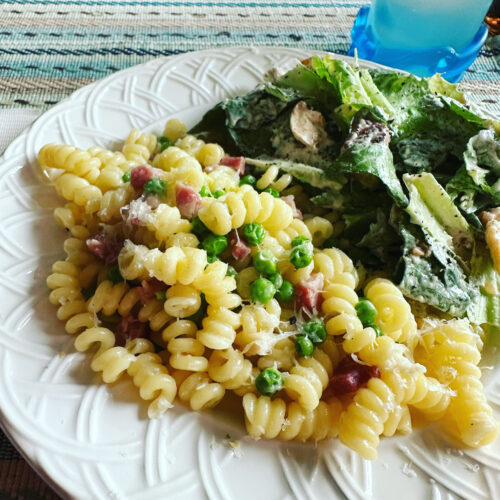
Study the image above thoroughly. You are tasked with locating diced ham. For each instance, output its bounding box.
[327,357,381,396]
[295,273,324,312]
[281,195,302,220]
[220,156,245,175]
[137,278,165,305]
[115,314,149,347]
[230,231,251,260]
[130,165,164,190]
[86,233,123,265]
[176,182,201,218]
[130,165,153,190]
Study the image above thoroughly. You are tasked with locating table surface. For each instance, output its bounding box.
[0,1,499,498]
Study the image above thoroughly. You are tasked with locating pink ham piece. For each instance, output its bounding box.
[281,195,302,220]
[86,233,123,265]
[130,165,154,190]
[295,273,324,312]
[220,156,245,175]
[130,165,164,190]
[115,314,148,347]
[327,357,381,396]
[137,278,165,304]
[176,182,201,218]
[229,231,251,260]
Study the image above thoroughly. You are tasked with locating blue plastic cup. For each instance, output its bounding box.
[349,0,492,82]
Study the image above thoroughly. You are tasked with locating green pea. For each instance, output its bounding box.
[276,280,294,302]
[199,185,211,197]
[269,273,283,290]
[155,290,166,300]
[107,265,124,284]
[291,236,310,247]
[191,216,211,239]
[295,335,314,357]
[157,136,173,152]
[355,298,378,327]
[213,189,225,199]
[226,265,237,277]
[81,285,96,301]
[289,241,313,269]
[253,249,277,276]
[122,170,131,183]
[239,175,256,186]
[255,368,284,396]
[242,222,266,246]
[263,187,280,198]
[143,177,167,197]
[301,317,327,345]
[250,277,276,304]
[207,255,219,264]
[202,234,228,256]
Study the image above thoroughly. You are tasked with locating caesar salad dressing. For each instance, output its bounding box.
[271,126,334,166]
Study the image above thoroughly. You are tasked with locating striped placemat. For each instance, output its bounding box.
[0,0,499,113]
[0,1,498,498]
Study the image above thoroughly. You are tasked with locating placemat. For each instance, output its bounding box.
[0,1,498,498]
[0,0,499,114]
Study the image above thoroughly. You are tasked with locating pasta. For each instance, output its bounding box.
[198,185,293,235]
[127,352,177,418]
[42,118,498,459]
[243,393,342,441]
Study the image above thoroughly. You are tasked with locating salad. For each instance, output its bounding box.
[191,55,500,333]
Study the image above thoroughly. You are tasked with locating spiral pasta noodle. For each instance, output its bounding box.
[198,185,293,235]
[88,146,133,191]
[255,165,293,193]
[283,345,336,411]
[208,348,253,392]
[417,320,499,447]
[122,128,157,163]
[38,143,101,183]
[365,278,419,351]
[243,394,342,441]
[127,352,177,418]
[174,371,225,410]
[197,306,241,350]
[165,320,208,372]
[46,260,95,334]
[75,328,154,383]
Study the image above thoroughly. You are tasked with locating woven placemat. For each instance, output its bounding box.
[0,0,499,113]
[0,1,498,498]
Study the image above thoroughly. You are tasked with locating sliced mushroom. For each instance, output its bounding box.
[290,101,328,151]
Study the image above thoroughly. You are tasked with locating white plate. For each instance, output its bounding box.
[0,46,499,500]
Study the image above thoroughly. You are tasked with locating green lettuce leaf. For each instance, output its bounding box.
[190,88,293,156]
[428,74,466,103]
[397,223,477,316]
[404,173,474,263]
[329,140,408,207]
[447,129,500,213]
[467,244,500,327]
